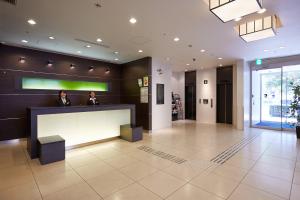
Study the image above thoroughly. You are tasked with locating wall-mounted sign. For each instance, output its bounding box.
[138,79,143,87]
[256,59,262,65]
[143,76,149,87]
[204,80,208,84]
[140,87,148,103]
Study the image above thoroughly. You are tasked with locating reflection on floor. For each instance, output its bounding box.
[0,120,299,200]
[256,121,295,129]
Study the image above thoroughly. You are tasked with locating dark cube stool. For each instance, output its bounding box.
[38,135,65,165]
[120,124,143,142]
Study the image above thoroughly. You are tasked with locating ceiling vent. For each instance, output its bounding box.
[1,0,17,5]
[75,38,110,48]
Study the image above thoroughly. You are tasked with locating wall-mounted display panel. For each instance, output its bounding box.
[156,84,164,104]
[22,77,108,92]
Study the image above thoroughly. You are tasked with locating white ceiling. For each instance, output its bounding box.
[0,0,300,71]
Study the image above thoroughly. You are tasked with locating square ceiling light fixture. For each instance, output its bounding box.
[209,0,262,22]
[238,15,277,42]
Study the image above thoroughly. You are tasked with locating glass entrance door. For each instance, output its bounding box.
[282,65,300,129]
[251,64,300,130]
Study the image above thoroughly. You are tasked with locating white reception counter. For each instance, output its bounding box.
[27,104,136,159]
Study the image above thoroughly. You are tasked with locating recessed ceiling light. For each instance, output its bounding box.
[27,19,36,25]
[21,40,28,43]
[47,60,53,67]
[257,8,267,14]
[200,49,206,53]
[235,17,242,22]
[218,57,223,60]
[105,68,110,74]
[48,36,55,40]
[264,49,269,52]
[96,38,102,42]
[129,17,137,24]
[89,66,94,72]
[77,51,82,54]
[19,57,26,63]
[186,64,190,66]
[114,51,119,54]
[219,64,223,67]
[114,58,119,61]
[138,50,143,53]
[174,37,180,42]
[85,45,91,48]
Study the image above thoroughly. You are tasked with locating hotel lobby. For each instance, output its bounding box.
[0,0,300,200]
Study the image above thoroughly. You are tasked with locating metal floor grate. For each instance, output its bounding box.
[137,145,187,164]
[210,134,260,164]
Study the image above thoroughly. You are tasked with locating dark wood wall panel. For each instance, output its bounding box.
[121,57,152,130]
[0,44,153,141]
[0,44,121,141]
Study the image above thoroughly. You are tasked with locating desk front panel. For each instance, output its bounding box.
[37,109,130,147]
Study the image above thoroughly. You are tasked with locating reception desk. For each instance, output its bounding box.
[27,104,136,159]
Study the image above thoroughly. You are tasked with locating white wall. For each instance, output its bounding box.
[236,60,245,130]
[233,60,246,130]
[244,61,251,127]
[151,60,172,130]
[196,68,216,124]
[233,64,237,127]
[171,72,185,118]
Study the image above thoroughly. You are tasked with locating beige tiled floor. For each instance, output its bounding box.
[0,121,299,200]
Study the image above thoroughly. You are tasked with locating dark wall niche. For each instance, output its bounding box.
[0,44,152,141]
[156,84,164,105]
[216,66,233,124]
[185,71,196,120]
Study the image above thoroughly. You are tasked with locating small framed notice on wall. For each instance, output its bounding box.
[156,84,164,104]
[138,79,143,87]
[140,87,148,103]
[143,76,149,87]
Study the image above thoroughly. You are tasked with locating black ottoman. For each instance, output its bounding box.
[120,124,143,142]
[38,135,65,165]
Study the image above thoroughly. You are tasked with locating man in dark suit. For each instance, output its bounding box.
[57,90,71,106]
[87,91,99,105]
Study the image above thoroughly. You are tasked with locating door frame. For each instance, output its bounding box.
[250,65,297,131]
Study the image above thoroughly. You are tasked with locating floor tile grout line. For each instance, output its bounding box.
[21,146,44,200]
[136,180,166,200]
[288,146,300,199]
[92,157,164,199]
[1,127,298,200]
[67,161,105,199]
[113,152,214,199]
[68,147,165,199]
[225,135,292,200]
[186,164,233,199]
[224,134,271,200]
[159,165,218,199]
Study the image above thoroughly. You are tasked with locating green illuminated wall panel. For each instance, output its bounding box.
[22,77,108,92]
